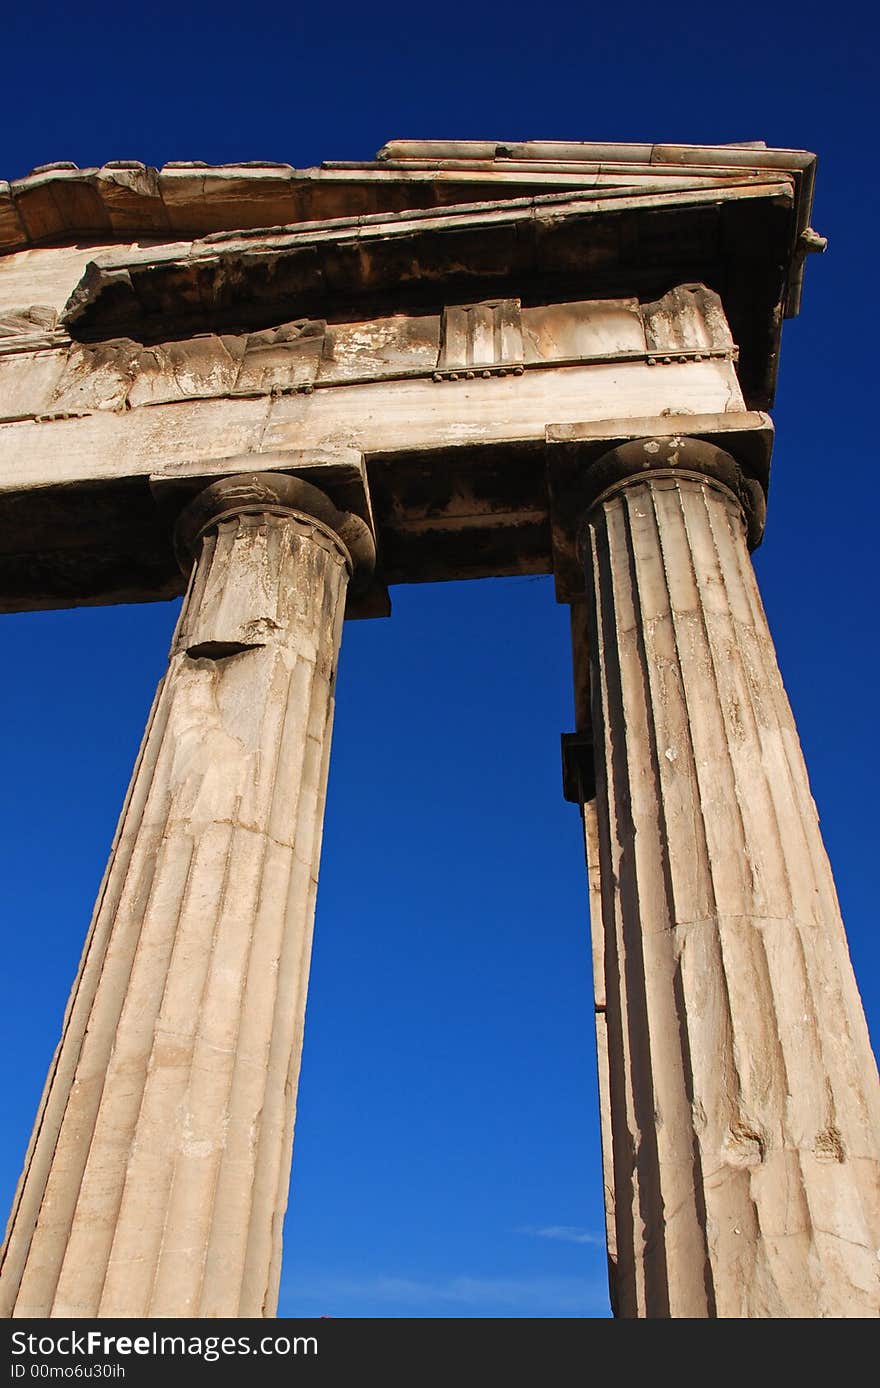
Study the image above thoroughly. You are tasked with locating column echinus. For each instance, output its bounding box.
[578,438,880,1318]
[0,472,374,1319]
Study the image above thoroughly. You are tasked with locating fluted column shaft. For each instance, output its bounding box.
[582,441,880,1318]
[1,472,372,1319]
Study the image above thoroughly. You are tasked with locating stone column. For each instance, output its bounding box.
[0,472,374,1319]
[578,438,880,1318]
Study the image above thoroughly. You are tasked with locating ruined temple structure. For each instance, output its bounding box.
[0,140,877,1319]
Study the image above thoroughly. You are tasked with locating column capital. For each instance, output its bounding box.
[579,436,766,550]
[174,470,376,593]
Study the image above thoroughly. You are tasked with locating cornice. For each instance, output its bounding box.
[2,140,819,316]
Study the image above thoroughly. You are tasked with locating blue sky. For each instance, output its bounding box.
[1,0,877,1320]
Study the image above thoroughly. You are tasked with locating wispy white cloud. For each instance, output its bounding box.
[281,1272,602,1314]
[516,1224,606,1247]
[279,1226,611,1316]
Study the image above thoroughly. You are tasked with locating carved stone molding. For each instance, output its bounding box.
[48,318,327,414]
[39,284,739,420]
[437,299,523,377]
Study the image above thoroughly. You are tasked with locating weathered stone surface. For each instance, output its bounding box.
[0,305,58,339]
[580,449,880,1317]
[0,475,372,1318]
[0,351,66,420]
[0,243,192,323]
